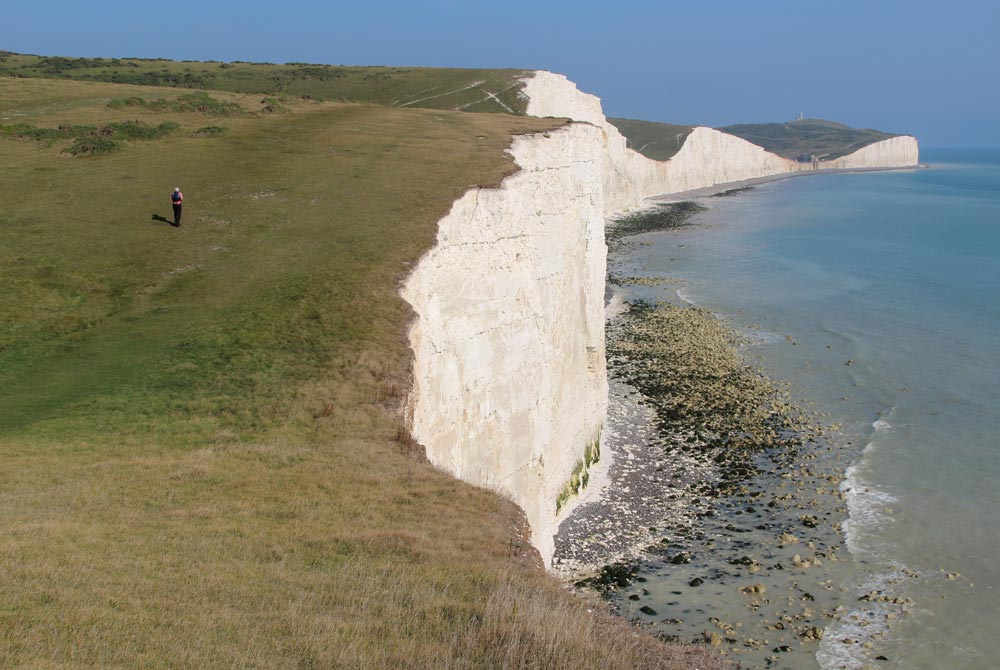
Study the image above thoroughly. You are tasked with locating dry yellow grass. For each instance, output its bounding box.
[0,77,724,669]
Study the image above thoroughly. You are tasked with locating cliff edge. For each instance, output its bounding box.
[523,71,919,211]
[403,71,918,567]
[402,123,609,565]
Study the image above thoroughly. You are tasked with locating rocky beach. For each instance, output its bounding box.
[552,200,910,668]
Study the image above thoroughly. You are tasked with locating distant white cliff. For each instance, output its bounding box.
[403,71,918,567]
[523,71,919,214]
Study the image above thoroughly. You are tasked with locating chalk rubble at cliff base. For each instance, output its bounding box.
[561,295,868,667]
[553,296,835,575]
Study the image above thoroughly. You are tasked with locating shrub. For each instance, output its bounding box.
[107,96,148,109]
[175,92,243,115]
[259,97,289,114]
[1,123,95,143]
[109,92,241,115]
[193,126,227,137]
[3,119,177,156]
[102,120,180,141]
[64,136,120,156]
[93,71,209,88]
[106,120,160,140]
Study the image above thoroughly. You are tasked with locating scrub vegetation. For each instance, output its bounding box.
[0,51,530,114]
[193,125,227,137]
[0,72,723,669]
[1,118,181,155]
[108,91,246,115]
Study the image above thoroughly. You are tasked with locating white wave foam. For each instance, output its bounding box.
[840,463,897,554]
[871,418,893,433]
[840,416,898,554]
[819,412,909,670]
[817,566,909,670]
[674,287,701,307]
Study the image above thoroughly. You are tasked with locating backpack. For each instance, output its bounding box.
[172,191,182,203]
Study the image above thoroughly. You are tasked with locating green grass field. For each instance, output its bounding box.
[0,70,721,669]
[718,118,900,161]
[607,118,695,161]
[0,51,529,114]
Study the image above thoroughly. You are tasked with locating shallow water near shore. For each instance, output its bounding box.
[601,149,1000,669]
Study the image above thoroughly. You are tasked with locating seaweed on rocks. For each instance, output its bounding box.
[575,561,641,593]
[608,300,808,492]
[607,202,706,250]
[557,244,856,665]
[710,186,755,198]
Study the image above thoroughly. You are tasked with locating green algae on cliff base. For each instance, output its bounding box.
[556,435,602,513]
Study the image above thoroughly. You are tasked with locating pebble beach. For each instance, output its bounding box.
[556,153,1000,669]
[554,198,874,669]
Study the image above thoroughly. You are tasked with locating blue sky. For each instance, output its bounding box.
[4,0,997,147]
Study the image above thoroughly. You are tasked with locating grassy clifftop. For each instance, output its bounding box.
[0,72,720,669]
[0,51,529,114]
[719,118,900,161]
[607,117,696,161]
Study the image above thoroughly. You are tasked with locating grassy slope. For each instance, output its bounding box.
[607,118,695,161]
[0,51,529,114]
[0,76,721,669]
[718,118,899,160]
[609,116,901,163]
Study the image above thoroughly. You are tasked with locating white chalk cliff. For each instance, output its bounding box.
[401,123,608,565]
[403,71,918,567]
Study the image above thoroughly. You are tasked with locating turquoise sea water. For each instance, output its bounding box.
[648,150,1000,668]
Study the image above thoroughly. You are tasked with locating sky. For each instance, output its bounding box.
[4,0,998,147]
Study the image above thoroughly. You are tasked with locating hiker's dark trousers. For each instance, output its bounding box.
[172,203,182,225]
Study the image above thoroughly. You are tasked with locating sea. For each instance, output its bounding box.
[617,149,1000,669]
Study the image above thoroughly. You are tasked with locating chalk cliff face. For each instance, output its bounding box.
[403,70,918,567]
[524,71,919,212]
[524,72,796,213]
[402,124,608,565]
[823,134,920,170]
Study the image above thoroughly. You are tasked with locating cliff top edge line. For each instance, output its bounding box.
[403,70,918,568]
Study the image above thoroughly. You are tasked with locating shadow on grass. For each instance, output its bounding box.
[151,214,178,227]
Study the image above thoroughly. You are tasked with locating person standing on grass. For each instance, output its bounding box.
[171,187,184,226]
